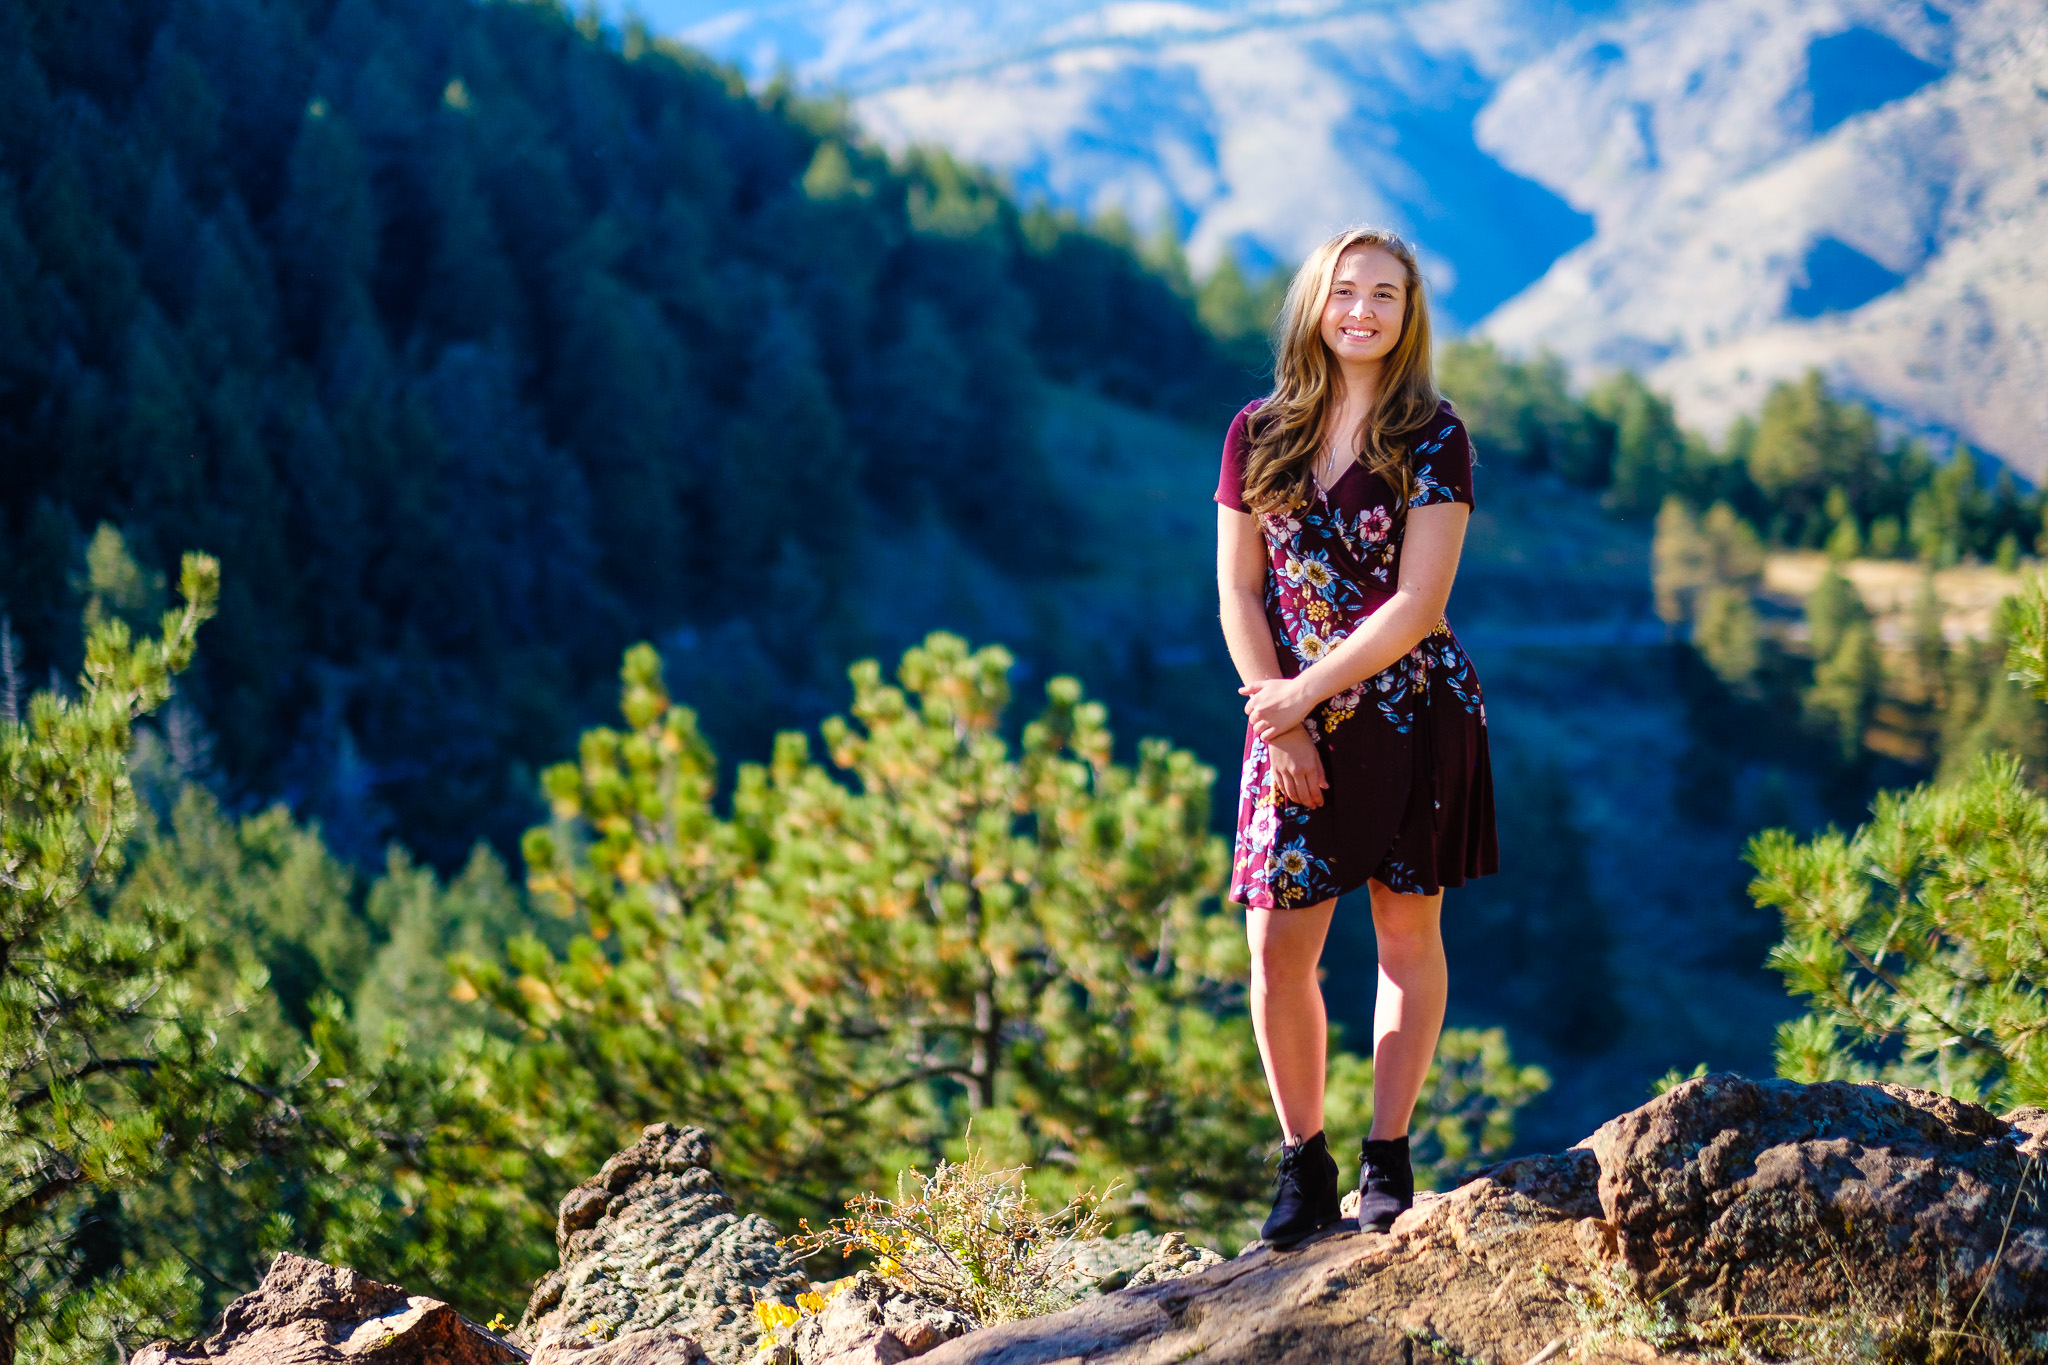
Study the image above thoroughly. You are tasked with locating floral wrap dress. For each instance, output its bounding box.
[1216,399,1499,909]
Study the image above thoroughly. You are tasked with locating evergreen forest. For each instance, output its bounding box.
[4,1,2048,1361]
[0,0,1253,868]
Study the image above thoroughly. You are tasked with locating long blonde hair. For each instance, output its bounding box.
[1241,227,1439,516]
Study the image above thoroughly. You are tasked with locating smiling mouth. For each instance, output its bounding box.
[1341,327,1378,341]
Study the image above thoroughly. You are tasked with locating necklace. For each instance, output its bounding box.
[1315,440,1352,494]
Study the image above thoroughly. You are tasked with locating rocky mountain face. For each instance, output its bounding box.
[636,0,2048,474]
[637,0,1609,323]
[1481,0,2048,479]
[151,1079,2047,1365]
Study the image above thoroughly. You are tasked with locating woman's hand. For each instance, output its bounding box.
[1267,726,1327,808]
[1240,675,1315,742]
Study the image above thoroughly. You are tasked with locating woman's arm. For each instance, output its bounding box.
[1218,505,1328,807]
[1217,503,1285,686]
[1240,501,1471,742]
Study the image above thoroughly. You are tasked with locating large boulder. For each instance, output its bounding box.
[1587,1075,2048,1321]
[134,1252,520,1365]
[912,1076,2048,1363]
[516,1123,809,1365]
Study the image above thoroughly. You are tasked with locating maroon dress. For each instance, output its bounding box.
[1216,399,1499,909]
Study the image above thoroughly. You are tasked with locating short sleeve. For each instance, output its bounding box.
[1409,402,1475,510]
[1214,400,1263,512]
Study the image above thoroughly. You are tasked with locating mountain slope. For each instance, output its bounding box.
[1478,0,2048,476]
[644,0,2048,473]
[644,0,1604,324]
[0,0,1245,866]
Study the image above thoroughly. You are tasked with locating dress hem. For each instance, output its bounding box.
[1229,859,1497,911]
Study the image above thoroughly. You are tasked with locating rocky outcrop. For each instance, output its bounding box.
[516,1123,809,1365]
[134,1252,521,1365]
[914,1155,1629,1365]
[146,1078,2048,1365]
[915,1076,2048,1363]
[1588,1075,2048,1321]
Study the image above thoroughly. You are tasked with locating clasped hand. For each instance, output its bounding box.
[1241,678,1326,809]
[1239,676,1314,741]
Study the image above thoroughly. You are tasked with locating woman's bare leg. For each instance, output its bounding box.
[1366,879,1446,1139]
[1247,899,1337,1143]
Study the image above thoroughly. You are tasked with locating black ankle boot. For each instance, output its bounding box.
[1260,1131,1342,1247]
[1356,1135,1413,1233]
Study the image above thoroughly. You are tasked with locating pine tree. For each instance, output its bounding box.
[1752,572,2048,1109]
[1653,498,1766,687]
[0,549,561,1347]
[1588,370,1688,518]
[1801,567,1879,761]
[1436,341,1611,487]
[1805,617,1880,763]
[467,633,1547,1242]
[0,553,218,1363]
[1746,370,1883,542]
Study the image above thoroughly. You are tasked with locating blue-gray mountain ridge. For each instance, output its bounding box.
[630,0,2048,478]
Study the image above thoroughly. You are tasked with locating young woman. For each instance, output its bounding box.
[1214,226,1498,1246]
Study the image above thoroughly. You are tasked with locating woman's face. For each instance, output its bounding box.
[1318,245,1407,372]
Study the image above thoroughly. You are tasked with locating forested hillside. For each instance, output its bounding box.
[0,0,1253,865]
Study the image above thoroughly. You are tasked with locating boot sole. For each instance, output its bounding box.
[1355,1193,1412,1236]
[1254,1216,1357,1252]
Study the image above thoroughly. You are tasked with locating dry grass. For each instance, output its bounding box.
[1762,551,2033,648]
[1535,1233,2048,1365]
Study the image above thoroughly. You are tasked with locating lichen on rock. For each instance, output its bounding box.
[1065,1231,1224,1296]
[516,1123,809,1365]
[912,1076,2048,1363]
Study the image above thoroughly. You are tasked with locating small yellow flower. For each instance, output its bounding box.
[754,1302,801,1333]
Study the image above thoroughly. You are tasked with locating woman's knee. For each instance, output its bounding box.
[1249,935,1321,986]
[1370,901,1443,968]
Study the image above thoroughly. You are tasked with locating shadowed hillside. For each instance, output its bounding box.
[0,0,1255,866]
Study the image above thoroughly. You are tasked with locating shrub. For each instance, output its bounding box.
[788,1149,1111,1327]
